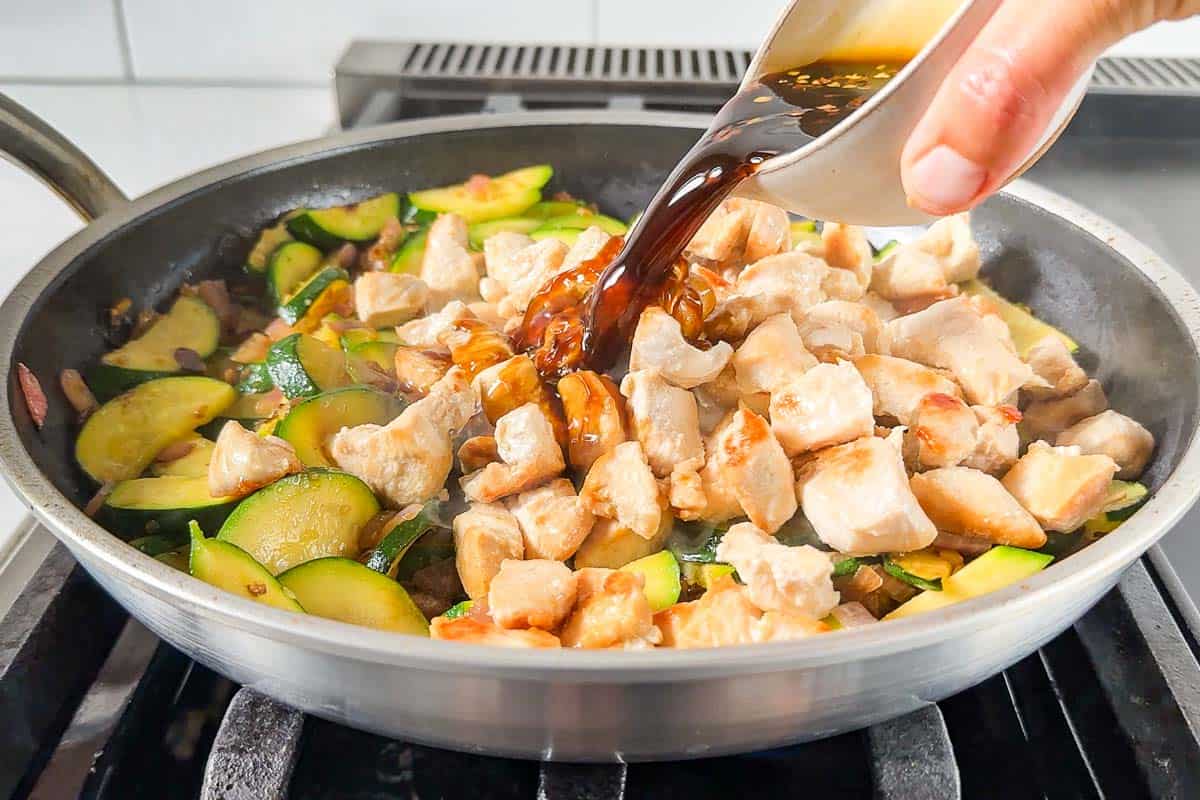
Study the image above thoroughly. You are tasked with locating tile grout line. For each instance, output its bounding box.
[110,0,136,82]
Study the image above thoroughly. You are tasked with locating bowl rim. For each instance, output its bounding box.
[2,109,1199,679]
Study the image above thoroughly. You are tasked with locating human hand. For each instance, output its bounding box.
[901,0,1200,215]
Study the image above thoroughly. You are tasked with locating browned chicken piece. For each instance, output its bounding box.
[396,300,474,351]
[684,200,753,264]
[908,392,980,469]
[451,502,524,599]
[820,222,874,289]
[495,238,570,320]
[871,247,950,302]
[912,213,980,283]
[770,361,875,456]
[482,231,535,294]
[887,296,1034,406]
[796,431,938,554]
[579,441,663,541]
[692,413,751,524]
[1001,441,1120,532]
[562,226,614,270]
[731,312,818,395]
[557,370,628,471]
[1056,410,1155,480]
[473,354,567,446]
[799,300,887,355]
[506,478,595,561]
[573,516,671,569]
[961,404,1022,475]
[420,213,482,308]
[910,467,1047,548]
[457,435,499,473]
[208,420,302,499]
[656,576,828,648]
[460,403,565,503]
[693,363,770,435]
[1021,379,1108,442]
[740,199,792,264]
[437,316,514,380]
[620,370,705,479]
[667,467,708,521]
[629,306,733,389]
[559,568,661,649]
[331,367,476,507]
[853,354,962,425]
[487,559,578,631]
[393,346,451,395]
[353,272,429,327]
[715,523,839,618]
[430,617,560,648]
[1024,335,1088,399]
[706,408,797,533]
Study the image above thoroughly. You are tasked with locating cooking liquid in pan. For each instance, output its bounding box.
[515,61,904,374]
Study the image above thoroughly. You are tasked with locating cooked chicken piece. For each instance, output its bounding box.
[580,440,663,541]
[770,361,875,456]
[208,420,301,499]
[961,404,1022,475]
[494,238,570,319]
[656,576,828,648]
[909,393,979,469]
[483,231,535,292]
[562,226,613,270]
[1001,441,1120,532]
[1023,336,1087,399]
[557,370,628,471]
[732,251,840,326]
[559,568,660,649]
[353,272,429,327]
[910,467,1046,548]
[1021,379,1108,442]
[331,367,476,506]
[393,346,451,395]
[452,502,525,599]
[887,296,1034,405]
[573,515,671,569]
[431,617,561,648]
[861,291,900,322]
[704,407,798,533]
[473,354,566,445]
[685,200,753,264]
[871,247,950,302]
[1057,410,1155,480]
[916,213,981,283]
[797,321,864,363]
[396,300,473,351]
[741,200,791,264]
[964,295,1019,356]
[457,434,499,473]
[620,370,705,478]
[506,478,594,561]
[796,431,938,554]
[715,523,839,618]
[487,559,578,630]
[461,403,565,503]
[800,300,887,355]
[629,306,733,389]
[822,265,868,302]
[692,412,749,524]
[478,277,506,304]
[437,316,514,380]
[667,465,707,521]
[820,222,873,289]
[420,213,482,308]
[467,301,507,331]
[731,313,818,395]
[853,354,962,425]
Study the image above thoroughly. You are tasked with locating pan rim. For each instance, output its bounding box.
[2,109,1199,678]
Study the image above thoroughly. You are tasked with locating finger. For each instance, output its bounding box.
[901,0,1132,215]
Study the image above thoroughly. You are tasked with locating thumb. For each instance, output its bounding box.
[900,0,1141,216]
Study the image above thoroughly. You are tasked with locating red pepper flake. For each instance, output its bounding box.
[16,363,48,429]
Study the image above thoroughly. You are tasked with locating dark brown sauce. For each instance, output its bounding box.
[515,61,901,375]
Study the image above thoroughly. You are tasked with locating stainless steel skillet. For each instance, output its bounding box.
[1,95,1199,761]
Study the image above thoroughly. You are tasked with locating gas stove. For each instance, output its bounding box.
[4,41,1200,800]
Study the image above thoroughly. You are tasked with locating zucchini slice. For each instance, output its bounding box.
[1083,480,1149,534]
[340,328,399,349]
[235,362,274,394]
[364,501,441,578]
[275,386,404,467]
[347,341,398,381]
[619,550,681,612]
[277,557,428,635]
[99,475,238,538]
[389,229,427,275]
[832,555,862,578]
[408,165,552,223]
[885,546,1053,620]
[216,470,380,574]
[960,279,1078,358]
[882,558,943,592]
[524,200,588,219]
[76,376,235,484]
[190,521,304,612]
[530,229,581,246]
[265,333,348,399]
[277,266,349,325]
[443,600,474,619]
[286,192,401,249]
[873,239,900,261]
[149,435,215,477]
[90,296,221,398]
[533,213,627,236]
[156,548,190,572]
[130,530,190,557]
[467,217,542,249]
[790,219,819,247]
[245,220,294,274]
[266,241,324,305]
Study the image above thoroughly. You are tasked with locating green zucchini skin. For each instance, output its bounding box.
[245,221,294,274]
[532,213,627,236]
[235,362,274,394]
[129,530,190,557]
[832,556,863,578]
[277,266,348,325]
[524,200,587,219]
[190,521,304,612]
[275,386,404,467]
[407,165,552,223]
[266,241,324,305]
[389,229,427,274]
[364,501,442,577]
[287,193,401,249]
[619,550,681,612]
[882,558,943,592]
[86,364,178,402]
[277,557,428,635]
[99,475,238,538]
[443,600,474,619]
[265,333,347,399]
[467,217,541,249]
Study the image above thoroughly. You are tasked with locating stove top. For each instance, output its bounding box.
[4,40,1200,800]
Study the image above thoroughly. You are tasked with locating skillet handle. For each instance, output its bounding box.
[0,92,127,221]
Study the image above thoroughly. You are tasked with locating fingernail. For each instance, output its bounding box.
[908,145,987,213]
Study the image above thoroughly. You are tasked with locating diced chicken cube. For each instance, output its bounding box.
[887,296,1034,405]
[506,479,594,561]
[354,272,429,327]
[557,370,628,471]
[472,354,566,445]
[1021,379,1108,442]
[483,231,535,291]
[770,361,875,456]
[1001,441,1119,532]
[629,306,733,389]
[467,301,506,330]
[655,576,827,648]
[915,213,981,283]
[579,441,663,541]
[494,238,570,319]
[961,404,1022,474]
[799,300,887,355]
[573,516,670,569]
[861,291,900,323]
[871,247,949,302]
[431,617,560,648]
[715,523,839,618]
[730,251,838,327]
[452,502,524,599]
[685,200,753,264]
[707,408,797,533]
[208,420,301,499]
[1024,335,1088,399]
[331,367,476,506]
[460,403,565,503]
[732,313,817,395]
[396,300,474,351]
[853,354,962,425]
[741,200,791,263]
[562,226,613,270]
[910,467,1046,548]
[820,222,873,289]
[1056,410,1155,480]
[393,346,451,395]
[620,370,705,478]
[420,213,482,308]
[908,392,979,469]
[797,432,938,554]
[487,559,578,630]
[559,568,660,649]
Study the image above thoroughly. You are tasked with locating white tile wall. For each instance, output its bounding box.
[0,1,127,79]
